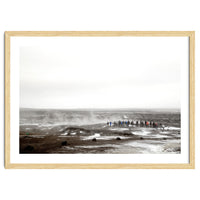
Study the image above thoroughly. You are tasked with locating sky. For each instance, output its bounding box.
[19,36,186,109]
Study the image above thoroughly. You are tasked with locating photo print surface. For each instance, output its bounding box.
[19,36,183,154]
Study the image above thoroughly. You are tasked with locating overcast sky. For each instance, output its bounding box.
[20,37,184,109]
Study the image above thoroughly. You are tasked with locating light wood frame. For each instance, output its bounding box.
[5,31,195,169]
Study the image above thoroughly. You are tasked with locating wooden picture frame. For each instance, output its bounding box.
[5,31,195,169]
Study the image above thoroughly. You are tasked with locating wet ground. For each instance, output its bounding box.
[20,122,181,154]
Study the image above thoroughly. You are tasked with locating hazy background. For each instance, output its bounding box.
[20,37,182,109]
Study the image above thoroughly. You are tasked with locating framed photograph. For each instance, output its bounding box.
[5,31,195,169]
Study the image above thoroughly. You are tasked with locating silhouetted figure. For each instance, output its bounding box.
[106,119,164,128]
[153,122,158,128]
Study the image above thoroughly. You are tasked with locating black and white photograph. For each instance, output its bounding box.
[19,36,184,154]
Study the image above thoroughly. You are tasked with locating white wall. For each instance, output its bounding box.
[0,0,199,200]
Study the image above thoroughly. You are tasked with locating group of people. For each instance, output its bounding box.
[107,120,159,128]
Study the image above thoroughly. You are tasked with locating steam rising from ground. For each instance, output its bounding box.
[20,108,181,154]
